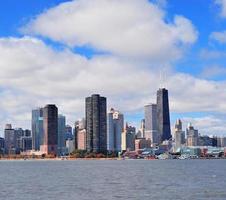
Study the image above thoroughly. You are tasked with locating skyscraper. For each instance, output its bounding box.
[121,123,136,151]
[41,104,58,155]
[186,123,198,147]
[4,124,16,154]
[107,108,124,152]
[156,88,171,142]
[58,114,66,155]
[173,119,185,152]
[75,118,86,150]
[144,104,158,145]
[32,108,44,151]
[86,94,107,153]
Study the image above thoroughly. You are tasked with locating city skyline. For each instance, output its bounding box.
[1,0,226,136]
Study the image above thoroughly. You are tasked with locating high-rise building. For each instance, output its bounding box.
[19,136,32,152]
[144,104,158,145]
[173,119,185,152]
[4,124,16,154]
[74,118,86,150]
[186,123,198,147]
[66,139,74,154]
[86,94,107,153]
[121,123,136,151]
[156,88,171,142]
[14,128,24,153]
[107,108,124,152]
[58,114,66,155]
[65,125,73,140]
[41,104,58,155]
[136,119,145,138]
[32,108,44,151]
[0,137,5,154]
[77,129,86,150]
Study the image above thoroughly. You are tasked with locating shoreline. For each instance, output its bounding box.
[0,157,226,161]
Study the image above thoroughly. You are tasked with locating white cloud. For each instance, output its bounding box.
[22,0,197,61]
[199,49,226,59]
[215,0,226,18]
[1,36,226,137]
[182,116,226,136]
[210,31,226,43]
[200,65,226,79]
[1,0,226,137]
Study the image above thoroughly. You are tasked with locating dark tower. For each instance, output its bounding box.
[86,94,107,153]
[43,104,58,155]
[157,88,171,142]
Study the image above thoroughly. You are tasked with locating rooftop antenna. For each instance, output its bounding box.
[159,67,167,89]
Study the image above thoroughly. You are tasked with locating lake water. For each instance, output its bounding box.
[0,159,226,200]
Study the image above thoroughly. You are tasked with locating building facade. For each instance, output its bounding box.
[58,114,66,155]
[41,104,58,155]
[144,104,158,145]
[173,119,185,152]
[4,124,16,154]
[121,124,136,151]
[32,108,44,151]
[157,88,171,143]
[186,123,198,147]
[135,138,151,151]
[86,94,107,153]
[75,119,86,150]
[107,108,124,152]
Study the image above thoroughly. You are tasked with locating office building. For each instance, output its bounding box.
[157,88,171,142]
[186,123,198,147]
[173,119,185,152]
[107,108,124,152]
[135,138,151,151]
[137,119,145,138]
[145,104,158,145]
[86,94,107,153]
[0,137,5,154]
[19,136,32,152]
[32,108,44,151]
[4,124,16,154]
[66,139,74,154]
[121,123,136,151]
[75,119,86,150]
[58,114,66,155]
[41,104,58,155]
[65,125,73,140]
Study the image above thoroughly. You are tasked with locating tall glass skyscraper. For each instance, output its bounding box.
[86,94,107,153]
[156,88,171,142]
[58,114,66,155]
[32,108,43,151]
[107,108,124,152]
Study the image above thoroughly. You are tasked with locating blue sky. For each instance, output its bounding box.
[1,0,226,136]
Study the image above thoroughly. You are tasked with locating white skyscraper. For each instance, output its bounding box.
[144,104,158,145]
[107,108,124,152]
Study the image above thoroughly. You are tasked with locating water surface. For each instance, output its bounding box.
[0,159,225,200]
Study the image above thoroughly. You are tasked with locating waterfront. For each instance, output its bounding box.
[0,160,226,200]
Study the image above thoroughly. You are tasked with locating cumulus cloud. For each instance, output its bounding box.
[215,0,226,18]
[1,36,226,137]
[200,65,226,79]
[210,31,226,43]
[1,0,225,137]
[21,0,197,61]
[182,116,226,136]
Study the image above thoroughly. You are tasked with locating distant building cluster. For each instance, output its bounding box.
[1,88,226,158]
